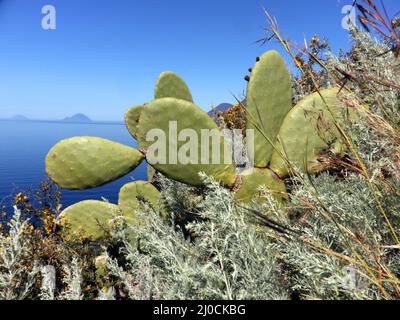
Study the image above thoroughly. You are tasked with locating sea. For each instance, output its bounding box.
[0,120,147,214]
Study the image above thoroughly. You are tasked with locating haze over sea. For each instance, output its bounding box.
[0,120,147,213]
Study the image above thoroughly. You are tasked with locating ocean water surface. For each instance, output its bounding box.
[0,120,147,213]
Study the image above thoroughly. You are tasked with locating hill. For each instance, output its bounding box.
[208,103,233,118]
[62,113,92,123]
[9,115,30,121]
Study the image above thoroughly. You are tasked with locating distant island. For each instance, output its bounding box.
[62,113,92,123]
[10,115,30,121]
[2,104,243,125]
[0,113,124,125]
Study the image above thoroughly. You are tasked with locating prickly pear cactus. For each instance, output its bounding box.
[61,200,120,241]
[155,71,193,102]
[270,88,345,177]
[46,137,144,190]
[118,181,161,223]
[45,50,352,243]
[135,97,237,187]
[234,168,287,203]
[246,50,292,168]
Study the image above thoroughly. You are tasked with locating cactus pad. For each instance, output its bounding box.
[46,136,144,190]
[155,71,193,102]
[125,104,147,140]
[270,88,345,177]
[246,50,292,168]
[118,181,161,223]
[61,200,120,241]
[136,98,237,187]
[235,168,287,203]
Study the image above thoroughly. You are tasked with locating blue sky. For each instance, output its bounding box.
[0,0,398,121]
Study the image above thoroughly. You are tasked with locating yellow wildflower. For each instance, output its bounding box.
[295,58,302,67]
[311,34,320,44]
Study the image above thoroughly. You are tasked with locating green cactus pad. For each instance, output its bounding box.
[61,200,120,241]
[155,71,193,102]
[125,104,147,140]
[246,50,292,168]
[270,88,345,177]
[136,98,237,187]
[118,181,161,223]
[234,168,287,204]
[46,136,144,190]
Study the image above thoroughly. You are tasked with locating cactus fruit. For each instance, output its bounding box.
[155,71,193,102]
[136,97,237,187]
[118,181,161,223]
[46,137,144,190]
[234,168,288,204]
[270,88,345,177]
[246,50,292,168]
[125,104,147,140]
[61,200,120,241]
